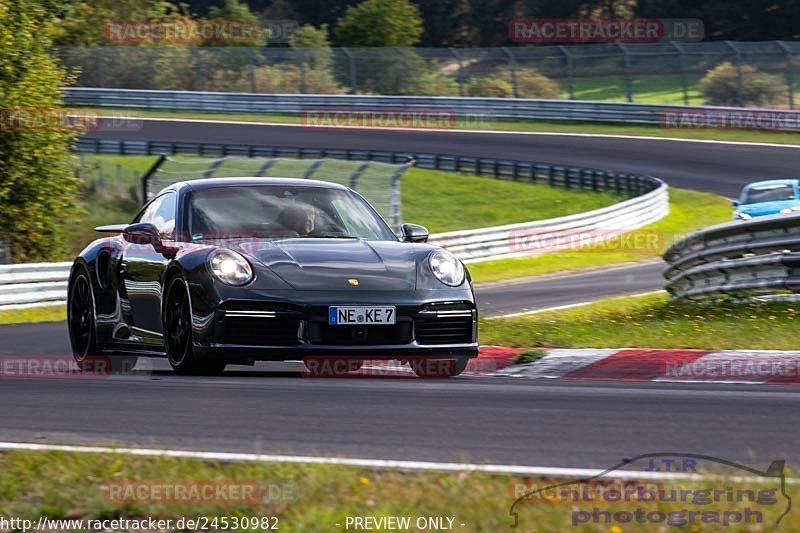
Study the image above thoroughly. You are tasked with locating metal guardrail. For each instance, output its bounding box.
[76,139,663,199]
[65,88,800,131]
[432,182,668,263]
[0,262,71,309]
[664,213,800,299]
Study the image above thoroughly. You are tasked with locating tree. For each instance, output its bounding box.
[0,0,81,261]
[290,24,333,70]
[334,0,423,47]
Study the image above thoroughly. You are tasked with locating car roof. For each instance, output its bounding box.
[158,177,351,195]
[744,179,799,189]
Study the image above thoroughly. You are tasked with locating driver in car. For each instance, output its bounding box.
[278,204,316,236]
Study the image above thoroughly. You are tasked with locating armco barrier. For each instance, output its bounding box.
[65,88,800,132]
[664,213,800,299]
[0,262,71,309]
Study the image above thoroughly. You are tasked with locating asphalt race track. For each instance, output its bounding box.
[0,121,798,468]
[0,320,798,468]
[90,119,800,196]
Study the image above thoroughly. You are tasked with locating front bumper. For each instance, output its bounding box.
[201,299,479,361]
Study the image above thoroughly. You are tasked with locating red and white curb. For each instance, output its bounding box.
[494,349,800,385]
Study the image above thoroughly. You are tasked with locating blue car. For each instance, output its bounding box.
[732,179,800,220]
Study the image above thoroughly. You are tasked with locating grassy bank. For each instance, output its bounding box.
[481,292,800,350]
[69,106,800,145]
[0,449,791,532]
[469,187,730,283]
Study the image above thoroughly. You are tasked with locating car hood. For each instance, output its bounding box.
[738,199,800,217]
[230,238,419,291]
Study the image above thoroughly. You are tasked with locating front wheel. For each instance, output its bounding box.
[163,277,226,376]
[409,357,469,379]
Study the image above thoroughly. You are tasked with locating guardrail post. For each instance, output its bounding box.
[777,41,795,109]
[616,43,634,103]
[670,41,690,106]
[502,47,519,99]
[557,46,575,100]
[725,41,746,107]
[449,47,465,97]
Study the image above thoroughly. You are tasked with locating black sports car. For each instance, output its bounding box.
[68,178,478,377]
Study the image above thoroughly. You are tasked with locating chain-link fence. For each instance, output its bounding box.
[55,41,800,107]
[146,156,409,230]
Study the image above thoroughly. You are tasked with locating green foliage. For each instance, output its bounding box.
[505,67,561,99]
[699,62,788,107]
[465,76,514,97]
[290,24,333,70]
[0,0,81,262]
[334,0,423,47]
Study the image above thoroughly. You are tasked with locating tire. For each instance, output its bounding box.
[163,276,226,376]
[68,267,138,374]
[409,357,469,378]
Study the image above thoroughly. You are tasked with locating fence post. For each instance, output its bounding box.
[249,48,258,93]
[616,43,633,103]
[558,45,575,100]
[146,47,155,90]
[671,41,689,106]
[96,46,105,88]
[777,41,795,109]
[725,41,745,107]
[449,47,465,97]
[298,49,307,94]
[502,47,519,98]
[140,154,167,203]
[341,47,357,94]
[398,47,409,94]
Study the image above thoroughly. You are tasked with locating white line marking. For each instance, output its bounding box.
[0,441,768,481]
[487,290,665,319]
[78,115,800,150]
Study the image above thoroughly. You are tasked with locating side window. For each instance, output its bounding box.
[139,193,176,240]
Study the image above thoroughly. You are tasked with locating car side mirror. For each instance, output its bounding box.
[731,200,740,207]
[401,223,429,243]
[123,222,163,251]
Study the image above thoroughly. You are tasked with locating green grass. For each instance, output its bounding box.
[468,187,730,284]
[402,169,621,232]
[68,106,800,145]
[0,449,793,531]
[481,292,800,350]
[0,305,65,325]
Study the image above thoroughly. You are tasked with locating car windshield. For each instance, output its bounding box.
[185,184,397,242]
[742,184,796,204]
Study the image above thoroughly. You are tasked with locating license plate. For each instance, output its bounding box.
[329,306,396,325]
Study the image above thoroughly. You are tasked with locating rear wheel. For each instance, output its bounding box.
[409,357,468,378]
[164,277,226,376]
[68,268,138,374]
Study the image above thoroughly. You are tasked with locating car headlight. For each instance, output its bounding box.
[209,250,253,286]
[429,249,465,287]
[735,212,752,220]
[781,208,794,214]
